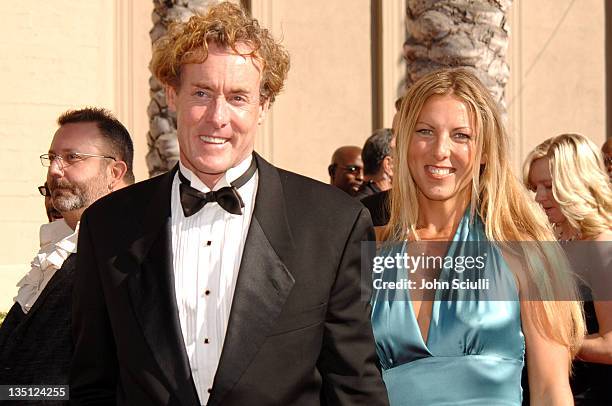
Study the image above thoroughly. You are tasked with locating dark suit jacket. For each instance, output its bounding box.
[355,181,381,200]
[361,190,390,227]
[0,254,75,405]
[71,154,389,406]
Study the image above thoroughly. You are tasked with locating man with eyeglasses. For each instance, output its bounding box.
[0,107,134,390]
[328,145,364,196]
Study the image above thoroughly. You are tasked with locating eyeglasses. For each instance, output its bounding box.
[38,185,50,196]
[40,152,116,169]
[337,165,362,174]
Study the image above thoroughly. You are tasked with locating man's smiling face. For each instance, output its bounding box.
[167,42,268,188]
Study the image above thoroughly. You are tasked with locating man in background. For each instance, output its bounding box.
[360,97,403,227]
[328,145,364,196]
[39,182,63,222]
[356,128,393,199]
[0,107,133,387]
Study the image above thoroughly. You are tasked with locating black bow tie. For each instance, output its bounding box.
[178,157,257,217]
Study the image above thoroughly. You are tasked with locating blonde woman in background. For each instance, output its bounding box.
[525,133,612,404]
[371,68,584,405]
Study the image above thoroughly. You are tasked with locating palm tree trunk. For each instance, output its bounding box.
[404,0,512,112]
[147,0,224,177]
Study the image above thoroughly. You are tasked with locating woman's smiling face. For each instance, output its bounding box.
[408,94,476,206]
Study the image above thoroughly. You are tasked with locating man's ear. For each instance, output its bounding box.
[166,84,177,112]
[108,160,128,190]
[257,98,270,125]
[328,164,336,179]
[382,155,393,177]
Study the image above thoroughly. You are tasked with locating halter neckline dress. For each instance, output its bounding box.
[371,211,524,405]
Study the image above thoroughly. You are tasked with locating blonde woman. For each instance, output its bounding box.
[525,133,612,404]
[371,68,584,406]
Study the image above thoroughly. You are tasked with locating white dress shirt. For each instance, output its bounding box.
[14,219,78,314]
[171,156,258,405]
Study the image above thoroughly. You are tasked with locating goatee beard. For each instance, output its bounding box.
[49,179,87,212]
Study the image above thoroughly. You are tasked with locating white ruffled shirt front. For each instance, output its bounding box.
[14,219,78,314]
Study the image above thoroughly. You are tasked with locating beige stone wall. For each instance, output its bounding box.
[251,0,373,182]
[254,0,607,181]
[0,0,606,311]
[506,0,606,172]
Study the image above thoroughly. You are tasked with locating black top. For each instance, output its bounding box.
[0,254,75,405]
[355,181,381,200]
[361,190,390,226]
[571,298,612,403]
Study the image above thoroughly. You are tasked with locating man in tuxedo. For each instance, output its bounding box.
[71,3,388,406]
[0,107,133,387]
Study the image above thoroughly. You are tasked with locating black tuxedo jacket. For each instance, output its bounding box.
[71,154,388,406]
[0,254,75,393]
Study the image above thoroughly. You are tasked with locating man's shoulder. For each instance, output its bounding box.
[84,171,171,218]
[360,190,390,227]
[355,182,377,200]
[361,189,389,207]
[274,166,364,212]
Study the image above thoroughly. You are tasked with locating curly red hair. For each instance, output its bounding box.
[150,2,290,104]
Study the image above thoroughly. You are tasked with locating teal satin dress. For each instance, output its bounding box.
[371,212,524,405]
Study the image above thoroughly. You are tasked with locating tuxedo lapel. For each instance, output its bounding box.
[121,166,199,405]
[208,154,296,406]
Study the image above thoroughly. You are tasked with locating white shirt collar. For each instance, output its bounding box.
[178,154,254,193]
[14,219,79,313]
[39,217,75,248]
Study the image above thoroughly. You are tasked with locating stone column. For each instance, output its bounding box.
[404,0,512,111]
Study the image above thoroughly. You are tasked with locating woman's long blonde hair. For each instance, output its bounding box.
[523,133,612,240]
[383,68,584,363]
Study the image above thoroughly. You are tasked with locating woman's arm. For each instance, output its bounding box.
[508,247,574,406]
[521,302,574,406]
[577,300,612,364]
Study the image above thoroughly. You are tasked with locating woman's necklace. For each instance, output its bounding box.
[554,224,582,242]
